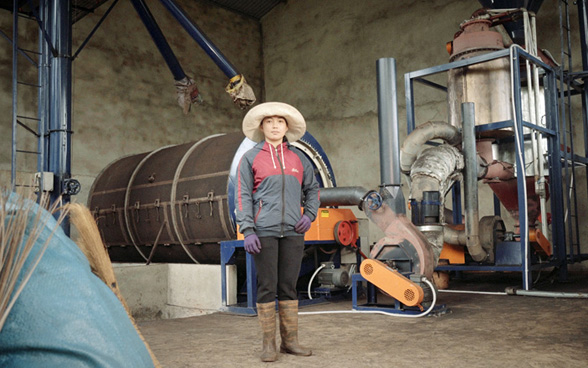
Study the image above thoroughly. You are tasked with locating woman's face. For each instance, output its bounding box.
[260,115,289,145]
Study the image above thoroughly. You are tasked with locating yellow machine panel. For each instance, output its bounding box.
[360,258,424,308]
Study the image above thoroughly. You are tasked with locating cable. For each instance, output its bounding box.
[307,264,326,300]
[299,279,437,318]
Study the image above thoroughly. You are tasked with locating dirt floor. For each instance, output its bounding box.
[139,272,588,368]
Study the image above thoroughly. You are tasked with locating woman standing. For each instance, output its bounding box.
[236,102,320,362]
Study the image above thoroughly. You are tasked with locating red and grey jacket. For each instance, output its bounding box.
[236,140,320,238]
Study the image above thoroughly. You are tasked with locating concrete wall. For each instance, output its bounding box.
[113,263,237,320]
[1,1,586,266]
[0,0,262,203]
[260,0,588,263]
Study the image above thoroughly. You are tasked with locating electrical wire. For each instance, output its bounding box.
[306,264,326,300]
[299,279,437,318]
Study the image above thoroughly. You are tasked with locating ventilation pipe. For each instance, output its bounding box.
[462,102,488,262]
[319,187,371,210]
[326,58,406,212]
[376,58,405,214]
[399,121,462,173]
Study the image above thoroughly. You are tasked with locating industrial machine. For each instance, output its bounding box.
[87,4,588,316]
[401,5,588,291]
[87,130,368,313]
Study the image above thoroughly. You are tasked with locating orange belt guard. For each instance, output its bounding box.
[360,259,424,309]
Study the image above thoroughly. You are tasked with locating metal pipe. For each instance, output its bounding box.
[131,0,186,81]
[158,0,239,79]
[319,187,370,209]
[399,121,461,173]
[505,287,588,299]
[376,58,405,213]
[462,102,486,262]
[443,225,467,245]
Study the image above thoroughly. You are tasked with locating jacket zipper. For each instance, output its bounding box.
[275,146,286,237]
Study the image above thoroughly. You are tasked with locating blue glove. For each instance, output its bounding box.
[244,233,261,254]
[294,214,312,233]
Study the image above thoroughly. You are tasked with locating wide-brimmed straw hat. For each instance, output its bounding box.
[242,102,306,142]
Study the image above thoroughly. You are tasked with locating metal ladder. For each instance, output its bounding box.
[9,3,47,193]
[558,0,581,262]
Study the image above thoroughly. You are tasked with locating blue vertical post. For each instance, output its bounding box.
[47,0,73,232]
[546,68,567,281]
[511,48,531,290]
[577,0,588,211]
[11,0,18,189]
[405,73,416,134]
[38,0,49,184]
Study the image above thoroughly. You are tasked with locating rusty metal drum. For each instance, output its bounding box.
[88,132,335,264]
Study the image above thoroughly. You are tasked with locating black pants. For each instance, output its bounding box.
[253,236,305,303]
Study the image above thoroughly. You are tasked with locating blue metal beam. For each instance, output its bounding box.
[131,0,186,81]
[72,0,120,60]
[158,0,239,79]
[11,0,18,189]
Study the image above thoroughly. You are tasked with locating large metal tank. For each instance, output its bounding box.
[88,131,335,264]
[447,19,513,137]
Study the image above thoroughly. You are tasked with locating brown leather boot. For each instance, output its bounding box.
[256,302,278,362]
[278,300,312,356]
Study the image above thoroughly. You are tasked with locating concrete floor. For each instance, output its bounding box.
[139,272,588,368]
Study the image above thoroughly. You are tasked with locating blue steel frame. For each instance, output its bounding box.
[219,239,355,315]
[404,47,566,290]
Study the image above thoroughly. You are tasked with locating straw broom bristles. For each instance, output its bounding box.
[66,203,161,368]
[0,189,68,332]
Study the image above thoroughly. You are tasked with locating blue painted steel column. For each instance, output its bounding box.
[47,0,73,231]
[577,0,588,202]
[511,48,531,290]
[546,68,567,281]
[11,0,18,189]
[131,0,186,81]
[404,73,416,134]
[158,0,239,79]
[38,0,49,179]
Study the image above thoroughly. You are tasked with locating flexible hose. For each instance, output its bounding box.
[299,279,437,318]
[505,287,588,298]
[307,264,326,300]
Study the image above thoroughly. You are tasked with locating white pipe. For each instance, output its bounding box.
[438,289,507,296]
[299,279,437,318]
[307,264,326,300]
